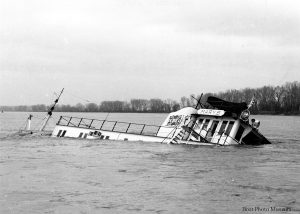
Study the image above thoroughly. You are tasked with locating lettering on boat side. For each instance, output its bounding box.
[198,109,225,116]
[166,115,190,126]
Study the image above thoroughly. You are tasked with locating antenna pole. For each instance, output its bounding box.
[195,93,203,109]
[247,94,256,109]
[39,88,64,131]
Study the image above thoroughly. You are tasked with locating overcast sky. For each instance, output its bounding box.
[0,0,299,105]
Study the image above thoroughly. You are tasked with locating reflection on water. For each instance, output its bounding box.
[0,112,299,213]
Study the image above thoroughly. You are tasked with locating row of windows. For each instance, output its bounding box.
[197,119,234,136]
[196,118,243,141]
[56,129,110,140]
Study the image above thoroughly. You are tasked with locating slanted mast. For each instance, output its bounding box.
[39,88,64,131]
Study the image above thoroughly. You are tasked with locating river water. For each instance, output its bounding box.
[0,112,299,214]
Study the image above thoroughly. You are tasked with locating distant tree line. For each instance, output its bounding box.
[205,81,300,115]
[1,81,299,115]
[0,99,181,113]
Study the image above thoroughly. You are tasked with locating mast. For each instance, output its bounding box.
[39,88,64,131]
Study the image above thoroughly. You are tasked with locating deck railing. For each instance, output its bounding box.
[57,116,171,137]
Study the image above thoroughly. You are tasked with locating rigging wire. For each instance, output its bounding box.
[64,89,111,122]
[17,114,44,132]
[64,90,94,103]
[32,116,47,131]
[104,112,110,120]
[18,119,29,132]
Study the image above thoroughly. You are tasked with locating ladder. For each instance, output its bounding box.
[170,124,211,144]
[169,129,186,144]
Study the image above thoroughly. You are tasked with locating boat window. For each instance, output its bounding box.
[220,121,228,134]
[202,119,210,130]
[78,132,83,138]
[210,120,219,136]
[84,133,88,138]
[100,135,104,139]
[61,130,67,137]
[225,121,234,135]
[105,136,110,139]
[57,130,62,137]
[235,125,245,141]
[197,119,204,128]
[198,119,204,125]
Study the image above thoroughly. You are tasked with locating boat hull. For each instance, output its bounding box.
[51,125,225,146]
[51,110,271,146]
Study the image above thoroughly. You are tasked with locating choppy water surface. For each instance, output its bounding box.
[0,112,299,214]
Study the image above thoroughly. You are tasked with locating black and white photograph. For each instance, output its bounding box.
[0,0,299,213]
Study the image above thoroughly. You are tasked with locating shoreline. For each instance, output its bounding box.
[1,111,299,116]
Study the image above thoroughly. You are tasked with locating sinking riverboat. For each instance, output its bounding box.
[52,96,271,145]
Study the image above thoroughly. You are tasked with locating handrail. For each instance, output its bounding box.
[57,115,176,129]
[58,116,78,127]
[56,115,172,136]
[58,116,154,126]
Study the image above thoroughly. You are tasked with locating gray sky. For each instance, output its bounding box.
[1,0,300,105]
